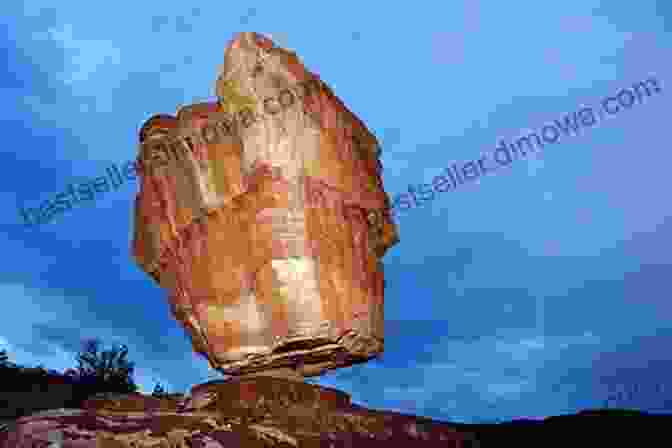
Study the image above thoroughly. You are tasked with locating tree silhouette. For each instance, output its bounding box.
[0,349,19,388]
[0,348,29,388]
[70,338,138,400]
[0,349,18,370]
[152,382,167,398]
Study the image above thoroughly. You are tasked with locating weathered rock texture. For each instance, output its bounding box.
[132,32,399,377]
[0,378,479,447]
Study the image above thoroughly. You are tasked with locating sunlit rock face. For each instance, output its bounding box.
[131,32,399,377]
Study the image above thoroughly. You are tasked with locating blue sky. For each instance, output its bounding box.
[2,0,672,423]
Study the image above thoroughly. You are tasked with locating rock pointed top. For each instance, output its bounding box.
[216,32,288,103]
[226,32,274,51]
[221,32,275,71]
[218,32,268,93]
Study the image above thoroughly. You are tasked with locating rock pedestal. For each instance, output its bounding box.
[0,378,480,447]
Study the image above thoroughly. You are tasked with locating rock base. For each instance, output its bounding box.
[1,377,480,447]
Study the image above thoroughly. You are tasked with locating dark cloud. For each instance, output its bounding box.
[532,329,672,412]
[381,319,489,368]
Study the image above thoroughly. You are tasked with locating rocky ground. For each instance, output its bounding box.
[0,380,669,447]
[0,377,480,447]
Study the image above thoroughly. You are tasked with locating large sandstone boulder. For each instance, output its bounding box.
[132,32,399,377]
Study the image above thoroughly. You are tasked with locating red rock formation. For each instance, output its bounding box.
[131,32,399,378]
[0,378,480,447]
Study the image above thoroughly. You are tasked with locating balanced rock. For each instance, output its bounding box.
[132,32,399,377]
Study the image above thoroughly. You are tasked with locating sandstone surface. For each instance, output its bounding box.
[131,32,399,377]
[0,377,479,447]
